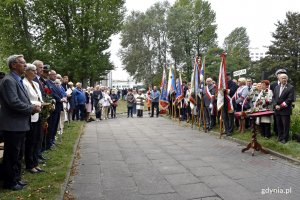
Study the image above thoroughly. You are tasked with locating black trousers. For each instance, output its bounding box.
[260,123,271,138]
[25,121,42,169]
[137,109,143,117]
[151,102,159,117]
[222,110,234,135]
[3,131,26,186]
[276,115,291,141]
[111,105,116,118]
[127,106,133,117]
[46,109,61,149]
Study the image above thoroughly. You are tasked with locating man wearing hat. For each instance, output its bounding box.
[272,73,295,144]
[270,69,287,136]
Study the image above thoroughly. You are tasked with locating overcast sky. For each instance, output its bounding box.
[110,0,300,80]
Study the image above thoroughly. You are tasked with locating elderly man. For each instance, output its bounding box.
[270,69,287,136]
[150,86,160,117]
[46,70,66,149]
[0,55,41,190]
[203,78,216,131]
[272,74,295,144]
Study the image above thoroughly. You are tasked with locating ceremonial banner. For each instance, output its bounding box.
[167,65,176,98]
[175,73,184,103]
[199,57,205,97]
[217,53,233,111]
[160,67,169,110]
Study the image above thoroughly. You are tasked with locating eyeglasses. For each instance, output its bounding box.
[15,61,26,65]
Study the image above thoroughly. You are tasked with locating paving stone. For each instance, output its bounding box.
[73,173,100,184]
[133,173,175,195]
[222,168,256,180]
[179,160,210,168]
[157,164,188,175]
[142,193,185,200]
[77,164,100,174]
[68,116,300,200]
[189,166,221,177]
[101,176,137,190]
[70,183,103,200]
[164,173,200,185]
[103,189,142,200]
[174,183,216,199]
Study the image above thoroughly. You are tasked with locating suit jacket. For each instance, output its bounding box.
[270,81,280,93]
[203,84,216,107]
[0,73,33,131]
[272,83,295,115]
[33,76,46,97]
[23,78,43,122]
[46,80,63,112]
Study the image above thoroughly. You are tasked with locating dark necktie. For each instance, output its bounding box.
[20,79,25,90]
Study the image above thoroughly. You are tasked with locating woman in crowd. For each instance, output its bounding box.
[101,89,112,120]
[85,87,93,122]
[126,89,135,118]
[146,86,152,116]
[110,89,118,118]
[132,89,138,116]
[255,80,273,138]
[136,89,145,117]
[23,64,45,173]
[92,85,103,121]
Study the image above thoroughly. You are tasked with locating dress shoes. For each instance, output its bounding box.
[3,183,24,190]
[17,180,27,187]
[27,168,40,174]
[38,155,48,160]
[35,167,45,173]
[280,140,286,144]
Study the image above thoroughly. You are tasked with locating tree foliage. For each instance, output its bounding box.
[0,0,125,85]
[167,0,217,80]
[267,12,299,87]
[223,27,251,74]
[120,1,170,86]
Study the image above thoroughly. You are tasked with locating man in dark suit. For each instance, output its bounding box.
[272,73,295,144]
[203,78,216,131]
[0,55,41,190]
[222,72,238,136]
[270,69,287,136]
[46,70,65,149]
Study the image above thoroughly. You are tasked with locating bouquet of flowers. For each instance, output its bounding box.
[41,86,56,132]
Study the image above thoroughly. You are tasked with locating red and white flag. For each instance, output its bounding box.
[217,53,233,112]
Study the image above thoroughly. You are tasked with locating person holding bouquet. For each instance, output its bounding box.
[254,80,273,138]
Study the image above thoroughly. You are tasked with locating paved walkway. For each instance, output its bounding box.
[68,115,300,200]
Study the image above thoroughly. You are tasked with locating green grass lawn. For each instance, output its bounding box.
[0,121,84,200]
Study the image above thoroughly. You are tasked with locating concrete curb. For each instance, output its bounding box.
[58,123,85,200]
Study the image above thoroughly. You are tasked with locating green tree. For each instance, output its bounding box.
[265,12,300,89]
[0,0,125,85]
[167,0,217,81]
[120,1,170,86]
[223,27,251,73]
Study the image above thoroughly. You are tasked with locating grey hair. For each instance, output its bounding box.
[56,74,62,79]
[7,55,24,68]
[32,60,43,67]
[25,63,37,71]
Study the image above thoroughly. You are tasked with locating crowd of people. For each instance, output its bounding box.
[0,54,296,191]
[0,55,120,190]
[0,54,165,191]
[170,69,295,145]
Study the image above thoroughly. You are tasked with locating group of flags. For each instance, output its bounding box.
[159,52,231,112]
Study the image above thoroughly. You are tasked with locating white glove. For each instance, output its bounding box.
[209,103,213,109]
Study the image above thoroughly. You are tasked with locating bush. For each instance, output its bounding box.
[290,100,300,141]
